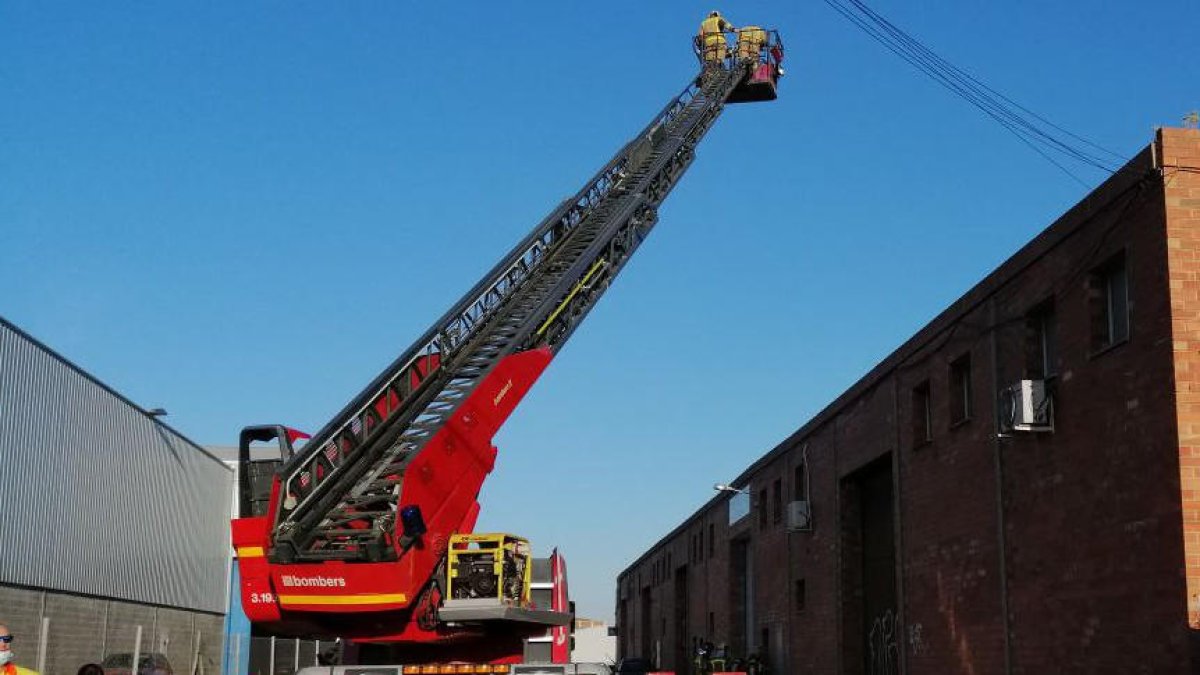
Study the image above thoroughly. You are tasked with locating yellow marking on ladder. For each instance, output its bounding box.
[536,259,608,337]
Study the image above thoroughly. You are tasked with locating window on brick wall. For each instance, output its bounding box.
[708,523,715,557]
[772,478,782,524]
[1025,299,1058,379]
[699,527,704,561]
[758,488,768,527]
[1090,251,1130,352]
[794,461,808,501]
[950,353,972,426]
[912,380,932,447]
[795,578,806,612]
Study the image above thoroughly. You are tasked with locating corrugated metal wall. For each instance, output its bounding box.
[0,319,233,613]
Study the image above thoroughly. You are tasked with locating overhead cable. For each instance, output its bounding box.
[822,0,1126,185]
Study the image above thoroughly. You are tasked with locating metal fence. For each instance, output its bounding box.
[0,594,225,675]
[224,634,334,675]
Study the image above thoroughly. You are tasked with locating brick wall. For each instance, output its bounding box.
[1164,127,1200,646]
[997,140,1187,673]
[616,129,1200,674]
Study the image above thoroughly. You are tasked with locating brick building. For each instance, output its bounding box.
[615,128,1200,674]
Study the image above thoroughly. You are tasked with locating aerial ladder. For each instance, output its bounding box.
[232,30,784,664]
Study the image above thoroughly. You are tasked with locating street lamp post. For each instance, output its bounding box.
[710,480,748,662]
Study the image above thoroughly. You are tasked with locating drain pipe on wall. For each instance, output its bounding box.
[892,375,909,674]
[990,298,1015,675]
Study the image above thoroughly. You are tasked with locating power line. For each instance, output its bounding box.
[842,0,1125,166]
[821,0,1126,184]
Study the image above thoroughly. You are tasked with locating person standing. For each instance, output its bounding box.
[736,25,768,62]
[698,11,736,64]
[0,625,39,675]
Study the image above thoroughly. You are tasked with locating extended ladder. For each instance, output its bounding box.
[262,35,784,563]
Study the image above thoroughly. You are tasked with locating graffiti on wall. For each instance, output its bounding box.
[906,622,927,657]
[868,610,900,675]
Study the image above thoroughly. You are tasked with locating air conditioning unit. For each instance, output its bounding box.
[1000,380,1053,432]
[787,500,812,532]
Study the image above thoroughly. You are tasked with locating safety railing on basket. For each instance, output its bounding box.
[692,28,784,69]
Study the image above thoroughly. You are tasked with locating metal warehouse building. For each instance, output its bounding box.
[616,128,1200,675]
[0,318,233,674]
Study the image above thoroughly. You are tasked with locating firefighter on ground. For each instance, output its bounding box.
[709,643,728,672]
[694,640,711,674]
[0,625,38,675]
[737,25,768,62]
[698,10,736,64]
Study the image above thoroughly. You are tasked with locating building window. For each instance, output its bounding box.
[772,478,782,524]
[794,461,808,501]
[698,528,704,561]
[1091,252,1129,351]
[708,611,715,636]
[949,354,972,426]
[795,578,806,612]
[758,488,768,527]
[708,523,715,557]
[728,489,750,525]
[1025,300,1058,379]
[912,380,932,447]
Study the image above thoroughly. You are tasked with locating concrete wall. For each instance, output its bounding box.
[0,584,224,675]
[571,625,616,664]
[616,128,1200,674]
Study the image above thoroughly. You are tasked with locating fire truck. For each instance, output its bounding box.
[231,30,784,669]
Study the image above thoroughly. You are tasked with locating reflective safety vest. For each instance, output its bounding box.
[736,25,767,60]
[3,663,40,675]
[699,15,731,40]
[739,26,767,45]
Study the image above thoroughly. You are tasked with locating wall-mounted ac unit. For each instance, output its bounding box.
[787,500,812,532]
[1000,379,1053,432]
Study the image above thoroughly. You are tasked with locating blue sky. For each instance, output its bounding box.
[1,1,1194,622]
